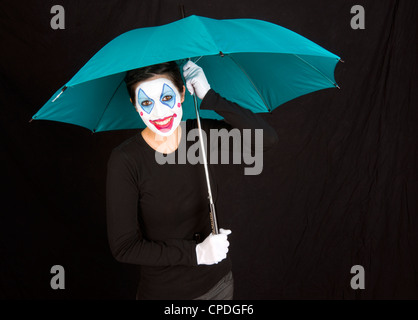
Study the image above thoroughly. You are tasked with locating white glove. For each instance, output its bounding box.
[195,228,232,265]
[183,60,211,100]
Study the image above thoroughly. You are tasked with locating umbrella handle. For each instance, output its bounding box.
[209,202,219,236]
[192,93,219,235]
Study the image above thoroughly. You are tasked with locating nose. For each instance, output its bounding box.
[152,102,170,119]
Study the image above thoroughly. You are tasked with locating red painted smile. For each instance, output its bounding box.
[149,114,176,133]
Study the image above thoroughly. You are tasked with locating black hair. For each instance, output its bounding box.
[124,61,184,105]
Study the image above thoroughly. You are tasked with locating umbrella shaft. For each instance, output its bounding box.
[193,94,219,235]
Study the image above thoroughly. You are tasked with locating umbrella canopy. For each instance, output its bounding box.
[32,15,340,132]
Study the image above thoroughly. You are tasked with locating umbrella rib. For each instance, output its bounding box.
[292,54,339,88]
[196,18,271,111]
[92,76,125,133]
[227,55,272,112]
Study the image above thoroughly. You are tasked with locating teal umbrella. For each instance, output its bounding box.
[32,15,341,234]
[32,15,340,132]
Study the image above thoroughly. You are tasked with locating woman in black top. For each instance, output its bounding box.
[106,60,278,300]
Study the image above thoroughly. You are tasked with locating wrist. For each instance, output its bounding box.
[195,243,203,265]
[201,88,213,102]
[202,86,211,99]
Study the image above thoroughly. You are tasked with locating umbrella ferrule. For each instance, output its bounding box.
[52,86,67,102]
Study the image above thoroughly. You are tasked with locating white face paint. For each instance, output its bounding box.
[135,77,183,137]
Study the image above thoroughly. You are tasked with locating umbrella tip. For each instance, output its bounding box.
[335,83,341,89]
[51,86,68,102]
[179,4,186,19]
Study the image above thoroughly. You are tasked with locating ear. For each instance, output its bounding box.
[180,85,186,103]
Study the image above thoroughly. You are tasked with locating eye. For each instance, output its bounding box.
[141,100,153,106]
[137,89,154,114]
[160,84,176,109]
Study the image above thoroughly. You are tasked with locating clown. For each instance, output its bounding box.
[134,77,183,137]
[106,60,278,300]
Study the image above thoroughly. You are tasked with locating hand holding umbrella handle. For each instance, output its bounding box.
[183,60,211,100]
[195,228,231,265]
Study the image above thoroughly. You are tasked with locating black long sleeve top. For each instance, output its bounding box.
[106,89,278,299]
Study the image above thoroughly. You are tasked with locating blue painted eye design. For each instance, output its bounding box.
[160,83,176,109]
[138,89,154,114]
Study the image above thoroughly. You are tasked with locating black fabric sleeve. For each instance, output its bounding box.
[106,148,198,267]
[199,89,278,150]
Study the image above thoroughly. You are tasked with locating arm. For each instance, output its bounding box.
[106,148,198,267]
[183,61,278,150]
[200,89,279,150]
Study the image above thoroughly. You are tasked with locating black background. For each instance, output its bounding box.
[0,0,417,299]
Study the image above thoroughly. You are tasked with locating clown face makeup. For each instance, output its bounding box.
[135,77,183,136]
